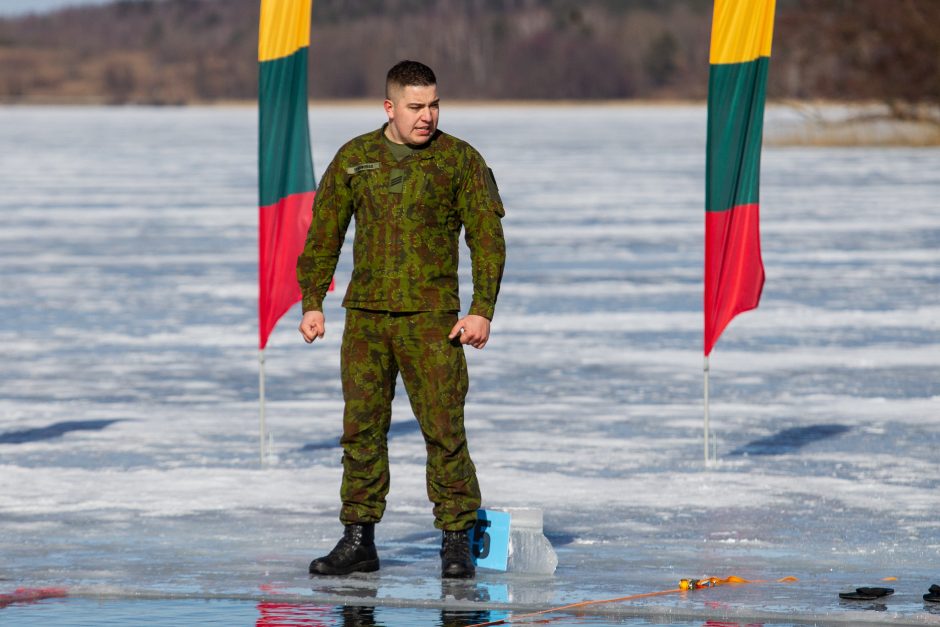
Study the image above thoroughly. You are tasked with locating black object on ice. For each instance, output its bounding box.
[924,584,940,603]
[839,586,895,600]
[309,523,380,576]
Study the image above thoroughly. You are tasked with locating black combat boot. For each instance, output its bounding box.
[309,523,380,576]
[440,529,475,579]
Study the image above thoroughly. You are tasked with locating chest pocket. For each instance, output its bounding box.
[409,161,459,231]
[346,162,384,222]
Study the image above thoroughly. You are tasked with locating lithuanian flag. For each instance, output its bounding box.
[704,0,775,356]
[258,0,316,349]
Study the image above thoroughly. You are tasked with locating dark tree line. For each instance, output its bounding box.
[0,0,937,121]
[774,0,940,123]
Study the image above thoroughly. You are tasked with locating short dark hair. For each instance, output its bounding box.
[385,60,436,99]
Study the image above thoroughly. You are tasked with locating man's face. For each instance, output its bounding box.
[384,84,439,146]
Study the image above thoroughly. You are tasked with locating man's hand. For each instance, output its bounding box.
[448,314,490,349]
[299,310,326,344]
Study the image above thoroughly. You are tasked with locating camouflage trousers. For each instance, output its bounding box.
[338,308,481,531]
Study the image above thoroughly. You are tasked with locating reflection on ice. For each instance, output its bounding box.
[0,419,123,445]
[728,424,851,456]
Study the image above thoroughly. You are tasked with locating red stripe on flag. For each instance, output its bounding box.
[0,587,68,607]
[704,203,764,356]
[259,191,315,349]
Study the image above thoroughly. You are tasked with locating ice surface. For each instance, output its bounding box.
[1,104,939,624]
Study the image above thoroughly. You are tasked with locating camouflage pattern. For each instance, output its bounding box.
[296,125,505,532]
[297,125,506,319]
[339,308,481,531]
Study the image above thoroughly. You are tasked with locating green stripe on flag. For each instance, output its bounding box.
[259,47,315,208]
[705,56,769,213]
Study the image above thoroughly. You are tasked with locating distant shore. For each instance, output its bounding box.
[0,96,708,107]
[4,98,938,146]
[764,101,940,147]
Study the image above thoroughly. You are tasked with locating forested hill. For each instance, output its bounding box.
[0,0,937,108]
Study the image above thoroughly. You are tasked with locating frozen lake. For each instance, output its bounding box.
[1,104,939,625]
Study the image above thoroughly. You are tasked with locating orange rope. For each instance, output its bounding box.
[465,576,798,627]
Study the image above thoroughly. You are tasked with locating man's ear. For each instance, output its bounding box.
[384,99,394,117]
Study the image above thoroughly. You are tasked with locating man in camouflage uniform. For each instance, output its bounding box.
[297,60,505,579]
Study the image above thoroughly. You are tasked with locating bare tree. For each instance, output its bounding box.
[775,0,940,124]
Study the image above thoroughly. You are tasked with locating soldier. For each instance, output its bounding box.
[297,60,506,579]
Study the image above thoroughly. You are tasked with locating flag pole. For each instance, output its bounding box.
[703,355,711,466]
[259,348,267,466]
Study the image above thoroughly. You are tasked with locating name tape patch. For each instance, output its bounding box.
[346,162,381,175]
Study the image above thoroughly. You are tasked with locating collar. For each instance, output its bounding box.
[373,124,439,161]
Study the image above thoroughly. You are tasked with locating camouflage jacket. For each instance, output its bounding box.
[297,126,506,319]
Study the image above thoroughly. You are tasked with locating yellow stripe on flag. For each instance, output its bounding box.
[709,0,775,65]
[258,0,312,62]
